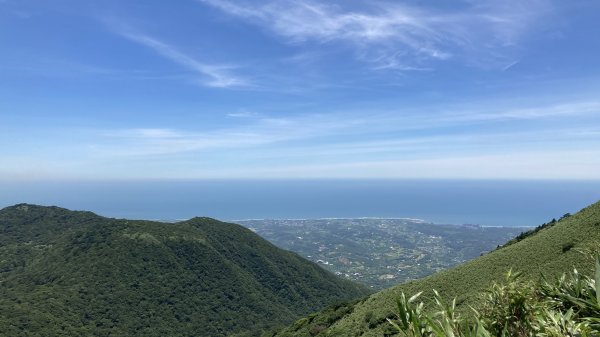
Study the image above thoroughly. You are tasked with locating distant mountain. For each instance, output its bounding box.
[273,200,600,337]
[0,204,369,337]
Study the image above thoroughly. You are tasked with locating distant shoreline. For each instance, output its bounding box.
[231,218,533,229]
[2,179,597,227]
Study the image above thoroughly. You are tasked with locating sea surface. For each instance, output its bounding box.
[1,179,600,227]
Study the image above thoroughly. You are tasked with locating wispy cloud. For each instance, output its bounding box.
[449,101,600,122]
[118,32,247,88]
[204,150,600,180]
[98,124,296,157]
[100,15,248,88]
[94,99,600,158]
[199,0,551,70]
[502,60,520,71]
[3,98,598,180]
[226,109,259,118]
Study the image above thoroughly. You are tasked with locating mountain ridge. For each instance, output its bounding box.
[0,203,369,337]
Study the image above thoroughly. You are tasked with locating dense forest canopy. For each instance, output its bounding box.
[0,204,369,337]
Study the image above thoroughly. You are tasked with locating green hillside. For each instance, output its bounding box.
[274,200,600,337]
[0,204,369,337]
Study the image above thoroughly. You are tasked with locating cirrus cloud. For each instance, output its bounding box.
[199,0,552,70]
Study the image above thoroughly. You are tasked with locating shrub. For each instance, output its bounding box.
[562,242,575,253]
[388,256,600,337]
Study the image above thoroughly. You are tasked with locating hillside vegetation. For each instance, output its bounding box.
[386,263,600,336]
[0,204,369,337]
[273,200,600,337]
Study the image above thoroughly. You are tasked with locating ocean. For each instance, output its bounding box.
[1,179,599,227]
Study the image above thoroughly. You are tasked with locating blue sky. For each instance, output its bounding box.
[1,0,599,180]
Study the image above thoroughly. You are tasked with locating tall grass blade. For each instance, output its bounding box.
[595,255,600,306]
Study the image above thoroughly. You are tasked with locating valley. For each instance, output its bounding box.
[237,218,527,289]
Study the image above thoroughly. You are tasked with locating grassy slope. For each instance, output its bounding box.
[0,204,369,337]
[274,200,600,337]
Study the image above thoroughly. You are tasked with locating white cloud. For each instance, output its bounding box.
[114,30,247,88]
[449,101,600,122]
[226,109,259,118]
[199,0,551,70]
[216,150,600,179]
[3,97,598,180]
[117,128,184,139]
[92,99,600,159]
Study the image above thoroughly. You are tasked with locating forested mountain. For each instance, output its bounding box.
[273,200,600,337]
[0,204,369,337]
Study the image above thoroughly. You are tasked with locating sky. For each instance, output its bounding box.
[1,0,600,180]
